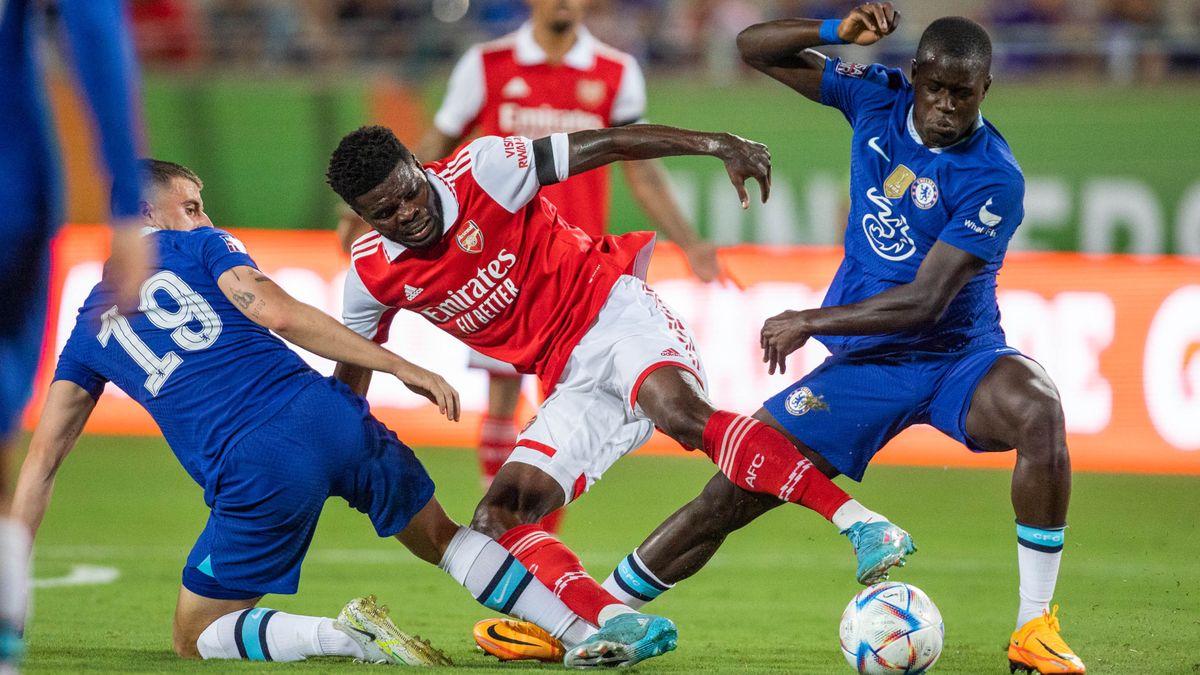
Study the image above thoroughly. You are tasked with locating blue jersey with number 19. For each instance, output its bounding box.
[54,227,320,500]
[817,58,1025,357]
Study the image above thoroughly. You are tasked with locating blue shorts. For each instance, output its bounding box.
[0,237,50,440]
[182,377,435,600]
[763,345,1020,482]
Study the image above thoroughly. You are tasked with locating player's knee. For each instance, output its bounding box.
[1012,387,1068,466]
[654,402,712,450]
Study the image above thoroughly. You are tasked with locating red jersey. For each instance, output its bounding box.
[343,135,655,391]
[431,23,646,238]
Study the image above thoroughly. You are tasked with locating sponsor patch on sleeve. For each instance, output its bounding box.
[221,234,247,254]
[835,61,868,78]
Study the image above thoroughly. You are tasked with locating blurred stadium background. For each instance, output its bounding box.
[15,0,1200,672]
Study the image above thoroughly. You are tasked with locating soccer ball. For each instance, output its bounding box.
[839,582,944,674]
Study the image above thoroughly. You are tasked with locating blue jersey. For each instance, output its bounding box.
[54,227,320,500]
[817,58,1025,356]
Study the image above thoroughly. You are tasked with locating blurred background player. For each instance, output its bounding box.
[339,0,723,529]
[0,1,153,670]
[11,159,658,669]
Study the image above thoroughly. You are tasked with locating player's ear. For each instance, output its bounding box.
[139,199,153,222]
[982,73,992,97]
[910,58,917,80]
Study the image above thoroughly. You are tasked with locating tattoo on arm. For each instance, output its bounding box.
[232,291,255,309]
[253,274,270,283]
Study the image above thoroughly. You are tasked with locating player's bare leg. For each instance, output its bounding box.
[963,356,1083,674]
[634,366,911,576]
[471,464,678,667]
[600,394,908,607]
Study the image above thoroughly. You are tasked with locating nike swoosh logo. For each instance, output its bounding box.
[867,136,890,162]
[486,624,538,647]
[346,624,376,640]
[1035,638,1075,662]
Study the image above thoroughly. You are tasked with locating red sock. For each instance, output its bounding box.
[539,507,566,534]
[477,414,517,485]
[497,524,620,626]
[702,411,851,520]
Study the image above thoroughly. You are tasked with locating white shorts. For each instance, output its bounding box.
[506,275,708,503]
[467,348,521,377]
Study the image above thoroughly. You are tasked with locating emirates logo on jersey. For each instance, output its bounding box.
[576,79,606,108]
[457,221,484,254]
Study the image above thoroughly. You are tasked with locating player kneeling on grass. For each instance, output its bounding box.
[9,160,662,667]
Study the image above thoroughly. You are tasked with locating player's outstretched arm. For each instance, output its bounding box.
[58,0,153,310]
[564,125,771,208]
[217,266,460,420]
[736,3,899,100]
[11,382,98,538]
[760,241,984,374]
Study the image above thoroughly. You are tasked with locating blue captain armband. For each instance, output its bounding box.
[820,19,848,45]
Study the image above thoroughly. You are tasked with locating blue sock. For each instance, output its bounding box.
[601,552,673,610]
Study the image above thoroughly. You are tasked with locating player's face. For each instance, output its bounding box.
[528,0,586,33]
[910,56,991,148]
[353,159,444,250]
[144,177,211,232]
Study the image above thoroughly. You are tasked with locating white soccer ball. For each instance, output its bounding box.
[839,582,944,674]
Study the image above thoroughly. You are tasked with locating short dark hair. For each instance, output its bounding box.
[916,16,992,71]
[140,159,202,193]
[326,125,411,205]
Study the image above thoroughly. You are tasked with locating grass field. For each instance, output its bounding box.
[20,434,1200,674]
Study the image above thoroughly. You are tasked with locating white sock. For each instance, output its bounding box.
[195,608,363,661]
[1016,546,1063,628]
[1015,523,1065,628]
[830,500,887,531]
[0,518,31,633]
[601,551,674,610]
[439,527,592,646]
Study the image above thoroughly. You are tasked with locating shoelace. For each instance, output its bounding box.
[1043,604,1062,634]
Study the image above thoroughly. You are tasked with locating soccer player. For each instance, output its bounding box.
[418,0,722,517]
[326,123,914,663]
[0,1,153,669]
[9,160,667,668]
[586,6,1084,674]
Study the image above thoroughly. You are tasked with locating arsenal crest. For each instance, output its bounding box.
[576,79,606,108]
[456,220,484,254]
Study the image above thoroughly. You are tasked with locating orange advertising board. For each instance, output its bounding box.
[24,225,1200,476]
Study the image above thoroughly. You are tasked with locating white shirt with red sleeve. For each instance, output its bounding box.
[342,134,656,392]
[430,22,646,237]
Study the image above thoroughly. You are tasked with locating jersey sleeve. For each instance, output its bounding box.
[433,46,486,138]
[937,176,1025,261]
[610,56,647,126]
[57,0,145,219]
[466,134,568,212]
[342,264,397,343]
[197,229,258,281]
[819,57,906,126]
[53,327,108,401]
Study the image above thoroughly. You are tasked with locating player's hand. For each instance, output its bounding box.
[399,367,461,422]
[760,310,811,375]
[682,240,722,282]
[107,221,155,311]
[717,134,771,209]
[839,3,900,46]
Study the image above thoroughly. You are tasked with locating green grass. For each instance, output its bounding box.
[22,434,1200,673]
